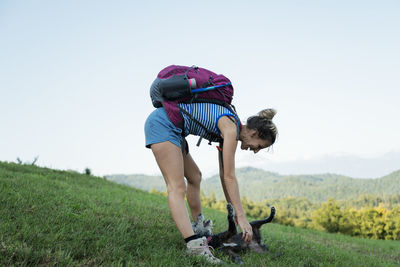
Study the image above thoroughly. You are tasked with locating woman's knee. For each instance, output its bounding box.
[187,170,202,186]
[167,182,187,196]
[183,153,203,187]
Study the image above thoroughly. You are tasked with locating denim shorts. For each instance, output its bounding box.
[144,107,183,149]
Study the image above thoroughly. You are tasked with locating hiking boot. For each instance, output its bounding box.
[186,237,223,264]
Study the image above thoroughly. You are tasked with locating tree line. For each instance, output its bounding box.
[150,189,400,240]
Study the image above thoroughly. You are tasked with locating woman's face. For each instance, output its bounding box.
[240,129,272,154]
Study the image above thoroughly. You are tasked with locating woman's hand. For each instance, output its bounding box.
[237,215,253,242]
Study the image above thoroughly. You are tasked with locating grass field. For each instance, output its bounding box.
[1,161,399,266]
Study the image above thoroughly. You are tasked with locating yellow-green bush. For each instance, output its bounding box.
[150,188,400,240]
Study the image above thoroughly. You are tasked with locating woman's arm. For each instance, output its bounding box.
[217,116,253,242]
[218,149,232,204]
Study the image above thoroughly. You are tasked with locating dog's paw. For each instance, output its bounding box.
[227,203,235,217]
[271,206,276,217]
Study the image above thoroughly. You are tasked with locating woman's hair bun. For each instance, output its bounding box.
[246,108,278,143]
[258,108,277,120]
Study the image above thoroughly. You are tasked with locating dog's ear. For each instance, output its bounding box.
[197,213,204,224]
[192,213,203,229]
[193,213,203,226]
[203,219,211,227]
[202,218,213,236]
[192,214,213,236]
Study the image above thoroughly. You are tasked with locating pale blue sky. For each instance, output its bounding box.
[1,1,399,177]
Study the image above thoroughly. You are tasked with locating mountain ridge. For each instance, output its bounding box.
[106,167,400,202]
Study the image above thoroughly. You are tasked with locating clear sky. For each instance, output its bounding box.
[1,1,399,178]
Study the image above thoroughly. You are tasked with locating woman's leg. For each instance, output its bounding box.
[183,153,202,221]
[151,141,222,264]
[151,141,194,239]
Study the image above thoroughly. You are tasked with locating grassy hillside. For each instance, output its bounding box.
[108,167,400,202]
[1,161,399,266]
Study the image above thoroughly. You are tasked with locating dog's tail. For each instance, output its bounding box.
[250,206,276,228]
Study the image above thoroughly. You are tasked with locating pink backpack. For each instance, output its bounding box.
[150,65,239,145]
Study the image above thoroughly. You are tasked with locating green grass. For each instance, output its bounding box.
[1,161,399,266]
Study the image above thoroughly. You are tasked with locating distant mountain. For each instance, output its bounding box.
[256,151,400,178]
[202,167,400,202]
[106,173,165,192]
[106,167,400,202]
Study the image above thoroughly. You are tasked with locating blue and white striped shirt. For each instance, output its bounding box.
[178,102,240,142]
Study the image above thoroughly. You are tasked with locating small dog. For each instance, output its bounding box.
[192,203,276,264]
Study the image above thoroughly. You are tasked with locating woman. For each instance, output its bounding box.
[144,84,278,264]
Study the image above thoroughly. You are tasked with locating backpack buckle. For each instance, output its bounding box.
[196,137,202,147]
